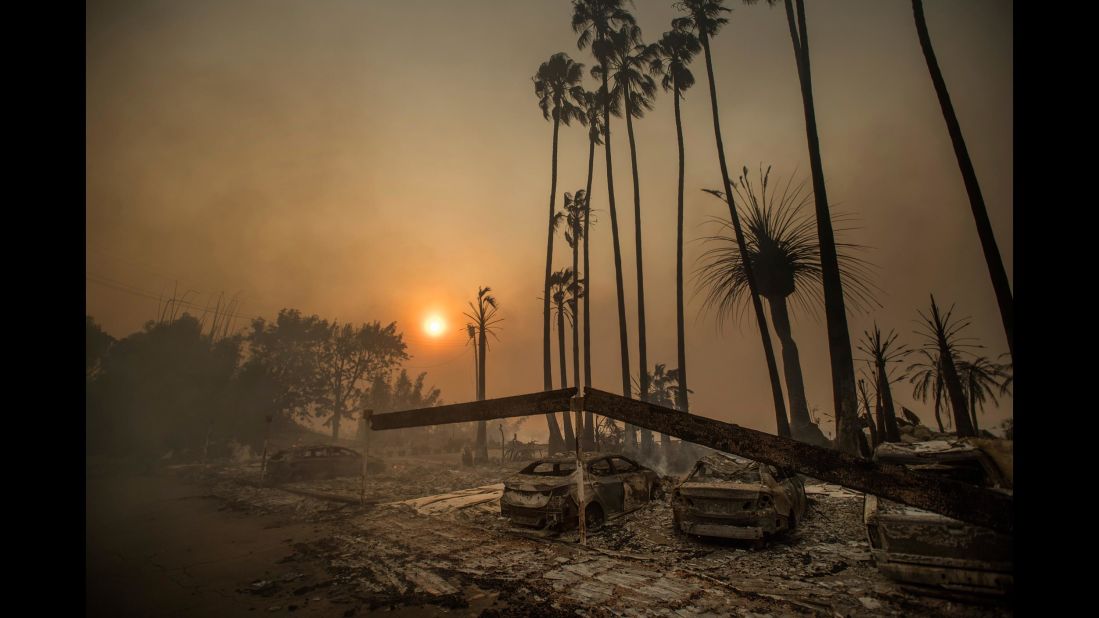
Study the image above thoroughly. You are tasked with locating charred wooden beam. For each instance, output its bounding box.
[582,388,1012,534]
[370,388,576,430]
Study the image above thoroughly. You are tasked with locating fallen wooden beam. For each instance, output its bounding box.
[582,388,1012,534]
[368,387,1011,534]
[370,388,576,430]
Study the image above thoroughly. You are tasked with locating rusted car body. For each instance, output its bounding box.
[500,453,661,530]
[671,454,806,540]
[266,445,384,483]
[863,440,1013,596]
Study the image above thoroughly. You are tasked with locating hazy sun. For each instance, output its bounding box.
[423,315,446,337]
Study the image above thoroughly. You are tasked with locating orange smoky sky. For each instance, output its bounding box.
[86,0,1012,438]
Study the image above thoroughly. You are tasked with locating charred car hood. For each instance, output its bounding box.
[677,481,765,499]
[504,474,573,492]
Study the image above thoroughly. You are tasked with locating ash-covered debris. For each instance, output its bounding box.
[183,459,1010,617]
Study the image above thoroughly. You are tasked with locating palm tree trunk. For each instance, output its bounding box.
[698,29,791,439]
[768,297,824,444]
[877,362,901,442]
[583,137,596,450]
[601,61,634,449]
[933,377,944,433]
[874,387,885,441]
[624,87,649,403]
[544,110,564,455]
[912,0,1013,360]
[572,249,581,394]
[477,326,489,461]
[785,0,860,454]
[969,383,980,433]
[558,307,575,447]
[938,346,974,437]
[673,82,690,415]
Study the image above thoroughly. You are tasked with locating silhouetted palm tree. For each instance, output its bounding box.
[697,167,877,443]
[534,52,585,407]
[673,0,792,441]
[857,377,878,447]
[857,324,908,443]
[915,296,977,437]
[576,90,603,450]
[957,356,1008,433]
[594,26,658,428]
[563,191,588,391]
[651,26,701,416]
[572,0,635,424]
[768,0,864,454]
[463,287,503,462]
[550,267,578,447]
[911,0,1012,359]
[908,348,948,433]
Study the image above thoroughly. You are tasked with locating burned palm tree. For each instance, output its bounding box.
[633,363,690,451]
[593,25,658,429]
[857,324,908,443]
[673,0,794,445]
[908,348,948,433]
[857,377,878,447]
[696,167,877,444]
[576,91,604,450]
[769,0,866,455]
[550,267,579,449]
[650,25,701,416]
[914,296,978,437]
[563,190,589,391]
[534,52,585,404]
[463,287,504,462]
[957,356,1008,433]
[572,0,636,411]
[911,0,1012,359]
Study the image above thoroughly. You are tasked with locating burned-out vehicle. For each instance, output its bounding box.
[500,453,661,530]
[671,454,806,541]
[266,445,385,483]
[863,440,1013,596]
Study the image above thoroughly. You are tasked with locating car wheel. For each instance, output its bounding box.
[584,503,605,532]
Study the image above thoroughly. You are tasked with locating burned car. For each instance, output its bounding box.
[500,453,661,530]
[863,440,1013,596]
[671,453,806,541]
[266,445,385,483]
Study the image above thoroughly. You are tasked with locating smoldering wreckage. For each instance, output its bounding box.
[185,388,1012,616]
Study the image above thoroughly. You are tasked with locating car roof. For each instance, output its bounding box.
[695,453,764,475]
[536,452,631,465]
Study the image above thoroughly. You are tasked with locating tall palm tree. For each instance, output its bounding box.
[957,356,1007,433]
[594,25,658,427]
[673,0,792,441]
[915,295,977,437]
[769,0,863,454]
[534,52,585,412]
[697,167,877,443]
[563,190,588,392]
[572,1,635,434]
[463,287,503,462]
[908,348,948,433]
[577,90,603,450]
[857,324,907,443]
[911,0,1012,359]
[651,26,701,416]
[549,267,578,447]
